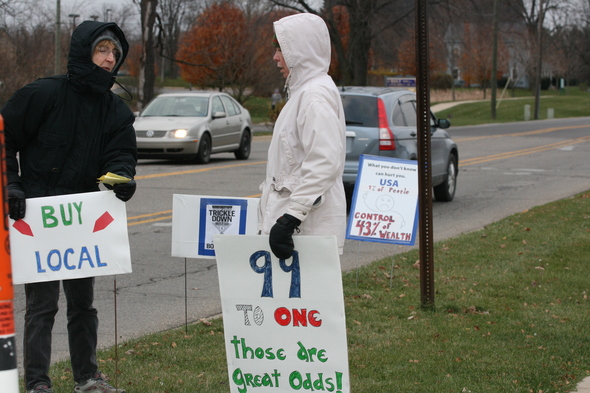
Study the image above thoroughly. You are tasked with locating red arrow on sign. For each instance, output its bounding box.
[93,212,114,233]
[13,219,34,237]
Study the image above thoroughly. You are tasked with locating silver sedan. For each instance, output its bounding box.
[134,91,253,164]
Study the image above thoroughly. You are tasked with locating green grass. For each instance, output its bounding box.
[243,96,273,125]
[245,87,590,127]
[436,87,590,126]
[38,191,590,392]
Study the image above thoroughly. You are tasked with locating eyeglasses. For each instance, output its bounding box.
[95,45,121,60]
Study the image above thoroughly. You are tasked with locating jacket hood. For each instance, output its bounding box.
[67,20,129,94]
[273,13,331,93]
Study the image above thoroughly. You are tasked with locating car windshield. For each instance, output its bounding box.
[141,96,209,117]
[341,95,378,127]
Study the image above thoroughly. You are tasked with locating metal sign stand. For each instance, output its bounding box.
[415,0,435,309]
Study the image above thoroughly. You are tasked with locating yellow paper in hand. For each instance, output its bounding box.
[97,172,131,186]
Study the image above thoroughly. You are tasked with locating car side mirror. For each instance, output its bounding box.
[436,118,451,129]
[212,111,227,119]
[133,111,140,117]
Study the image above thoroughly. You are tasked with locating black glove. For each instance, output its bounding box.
[7,183,26,220]
[269,213,301,260]
[113,179,136,202]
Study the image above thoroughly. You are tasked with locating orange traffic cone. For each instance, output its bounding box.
[0,115,18,392]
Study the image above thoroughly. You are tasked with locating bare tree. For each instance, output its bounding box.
[90,3,137,32]
[135,0,158,109]
[503,0,564,119]
[0,24,55,104]
[156,0,190,80]
[268,0,414,86]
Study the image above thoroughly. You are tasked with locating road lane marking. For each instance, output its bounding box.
[454,124,590,142]
[126,194,262,226]
[460,135,590,166]
[128,130,590,226]
[134,161,266,180]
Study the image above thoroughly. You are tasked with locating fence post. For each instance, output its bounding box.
[524,105,531,121]
[0,115,19,393]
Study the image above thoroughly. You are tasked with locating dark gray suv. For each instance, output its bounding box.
[340,86,458,202]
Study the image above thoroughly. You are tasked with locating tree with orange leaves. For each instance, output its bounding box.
[458,21,508,97]
[326,5,349,82]
[395,28,447,77]
[176,2,271,103]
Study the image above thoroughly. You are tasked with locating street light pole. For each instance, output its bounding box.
[54,0,61,75]
[68,14,80,30]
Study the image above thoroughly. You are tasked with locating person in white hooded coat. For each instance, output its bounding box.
[259,13,347,259]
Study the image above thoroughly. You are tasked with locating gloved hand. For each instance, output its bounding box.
[269,213,301,260]
[7,183,26,220]
[113,179,136,202]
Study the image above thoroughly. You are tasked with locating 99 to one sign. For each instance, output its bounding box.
[214,235,350,393]
[247,250,321,328]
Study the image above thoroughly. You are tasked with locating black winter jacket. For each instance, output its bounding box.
[1,21,137,198]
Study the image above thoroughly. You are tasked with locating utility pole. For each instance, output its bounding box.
[54,0,61,75]
[491,0,499,119]
[534,0,544,120]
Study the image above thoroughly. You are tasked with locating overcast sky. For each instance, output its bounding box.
[44,0,136,22]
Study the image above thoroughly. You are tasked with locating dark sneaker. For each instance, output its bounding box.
[73,372,126,393]
[27,384,53,393]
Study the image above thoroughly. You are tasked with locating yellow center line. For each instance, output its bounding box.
[129,126,590,226]
[460,135,590,166]
[126,195,262,226]
[135,161,267,180]
[454,124,590,142]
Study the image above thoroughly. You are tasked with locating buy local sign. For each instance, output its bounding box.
[214,235,350,393]
[9,191,132,285]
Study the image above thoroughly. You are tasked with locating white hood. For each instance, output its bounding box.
[273,13,331,94]
[260,13,346,253]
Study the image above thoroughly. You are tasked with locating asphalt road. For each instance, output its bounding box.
[12,116,590,373]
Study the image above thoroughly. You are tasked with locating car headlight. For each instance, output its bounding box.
[171,129,189,138]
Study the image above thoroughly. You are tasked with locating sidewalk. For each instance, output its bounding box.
[431,100,484,113]
[574,378,590,392]
[430,96,550,114]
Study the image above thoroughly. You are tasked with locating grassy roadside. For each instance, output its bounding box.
[435,87,590,126]
[245,87,590,127]
[38,190,590,392]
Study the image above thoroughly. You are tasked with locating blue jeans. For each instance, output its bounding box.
[24,278,98,389]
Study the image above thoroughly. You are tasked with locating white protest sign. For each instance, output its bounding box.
[346,155,419,245]
[171,195,259,259]
[214,235,350,393]
[9,191,132,285]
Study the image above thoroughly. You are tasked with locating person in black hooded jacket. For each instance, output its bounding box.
[1,21,136,393]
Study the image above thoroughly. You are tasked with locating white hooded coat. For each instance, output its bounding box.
[258,13,347,254]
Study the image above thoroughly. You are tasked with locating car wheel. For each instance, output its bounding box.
[196,133,211,164]
[234,130,251,160]
[433,153,457,202]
